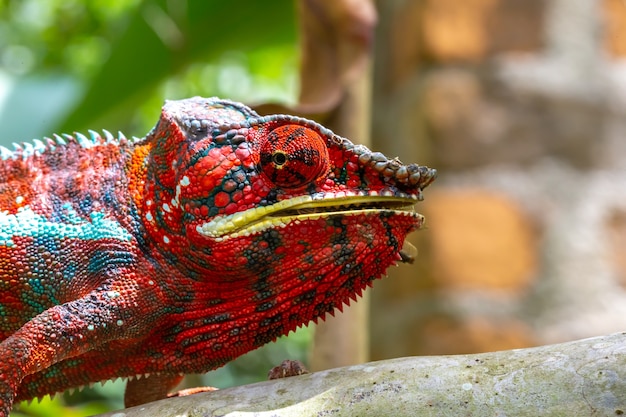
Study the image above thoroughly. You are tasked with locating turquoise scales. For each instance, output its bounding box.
[0,204,133,246]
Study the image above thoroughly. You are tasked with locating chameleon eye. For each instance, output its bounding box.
[259,125,329,188]
[272,151,288,166]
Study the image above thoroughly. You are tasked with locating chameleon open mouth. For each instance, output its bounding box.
[196,193,423,243]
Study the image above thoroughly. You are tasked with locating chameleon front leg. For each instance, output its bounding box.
[126,374,223,408]
[124,374,184,407]
[0,289,141,417]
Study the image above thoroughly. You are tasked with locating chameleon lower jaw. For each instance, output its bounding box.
[399,240,418,264]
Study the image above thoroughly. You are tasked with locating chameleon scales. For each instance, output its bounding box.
[0,97,435,415]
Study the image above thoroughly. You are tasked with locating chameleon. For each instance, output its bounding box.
[0,96,435,416]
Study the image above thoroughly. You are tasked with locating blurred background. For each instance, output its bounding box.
[2,0,626,415]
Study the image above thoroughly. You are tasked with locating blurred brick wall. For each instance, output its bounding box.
[370,0,626,358]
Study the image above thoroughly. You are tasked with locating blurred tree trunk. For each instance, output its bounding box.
[308,66,373,370]
[294,0,378,371]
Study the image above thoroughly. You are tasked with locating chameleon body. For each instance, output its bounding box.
[0,97,435,415]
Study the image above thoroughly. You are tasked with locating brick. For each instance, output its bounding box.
[486,0,545,54]
[422,69,487,145]
[421,69,514,169]
[421,0,498,62]
[603,0,626,57]
[424,189,538,291]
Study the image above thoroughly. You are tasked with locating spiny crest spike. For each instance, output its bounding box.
[75,132,92,148]
[103,129,115,142]
[22,142,34,157]
[32,139,46,153]
[53,134,66,145]
[0,146,13,160]
[88,129,100,142]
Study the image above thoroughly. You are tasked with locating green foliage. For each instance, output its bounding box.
[57,0,300,133]
[0,0,139,78]
[1,1,312,416]
[0,0,299,139]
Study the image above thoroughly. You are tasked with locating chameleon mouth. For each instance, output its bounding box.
[196,193,423,243]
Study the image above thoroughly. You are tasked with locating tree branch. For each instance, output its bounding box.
[97,332,626,416]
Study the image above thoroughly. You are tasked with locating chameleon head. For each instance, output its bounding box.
[142,97,435,332]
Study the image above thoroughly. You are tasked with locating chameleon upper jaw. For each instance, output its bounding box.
[197,194,422,241]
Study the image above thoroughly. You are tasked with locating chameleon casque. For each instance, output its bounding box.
[0,97,435,415]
